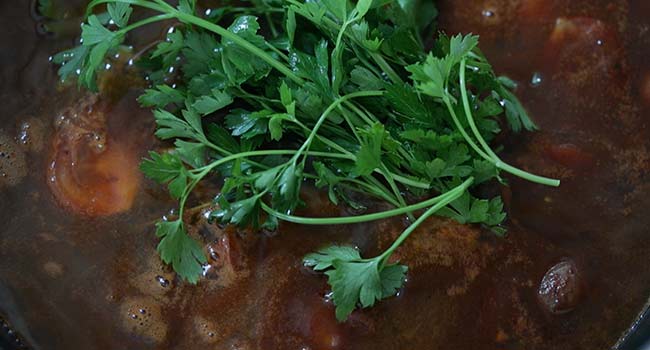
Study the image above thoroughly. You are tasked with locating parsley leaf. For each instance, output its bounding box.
[140,151,184,184]
[193,89,234,115]
[139,85,186,109]
[155,220,206,284]
[52,46,90,82]
[107,3,133,28]
[354,123,385,176]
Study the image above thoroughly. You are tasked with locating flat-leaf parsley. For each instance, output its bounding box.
[55,0,559,321]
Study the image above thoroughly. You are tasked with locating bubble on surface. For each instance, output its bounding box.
[43,261,64,278]
[130,252,175,301]
[193,316,220,344]
[0,131,27,187]
[16,117,47,152]
[119,297,168,343]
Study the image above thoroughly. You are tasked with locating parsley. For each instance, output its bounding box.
[55,0,559,320]
[304,178,470,321]
[38,0,54,18]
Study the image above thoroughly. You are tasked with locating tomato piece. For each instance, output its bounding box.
[48,97,140,216]
[545,143,595,169]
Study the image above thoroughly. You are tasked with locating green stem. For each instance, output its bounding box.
[265,42,289,62]
[117,13,174,34]
[351,45,384,80]
[291,120,430,190]
[331,17,353,94]
[296,90,384,159]
[293,120,355,156]
[260,177,472,225]
[343,100,377,125]
[458,60,560,187]
[459,59,499,160]
[190,149,354,175]
[390,173,429,189]
[150,0,175,10]
[338,181,401,207]
[377,164,412,220]
[362,175,396,205]
[370,52,404,85]
[495,161,561,187]
[290,120,430,190]
[339,107,364,143]
[443,95,492,161]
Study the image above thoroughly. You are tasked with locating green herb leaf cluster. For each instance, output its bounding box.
[56,0,559,321]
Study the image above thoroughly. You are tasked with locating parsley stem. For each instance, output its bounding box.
[339,107,364,143]
[265,42,289,62]
[289,119,431,190]
[390,173,429,189]
[181,149,329,215]
[296,90,384,161]
[292,119,349,154]
[190,149,354,175]
[370,52,404,85]
[458,59,560,187]
[259,178,472,225]
[344,101,377,125]
[117,13,175,34]
[379,177,473,262]
[494,161,561,187]
[459,59,500,161]
[443,95,492,160]
[351,45,384,80]
[363,175,397,205]
[377,164,413,220]
[338,182,401,207]
[149,0,173,9]
[331,16,356,94]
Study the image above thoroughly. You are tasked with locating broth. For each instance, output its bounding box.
[1,0,650,349]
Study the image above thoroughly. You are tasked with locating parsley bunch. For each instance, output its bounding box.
[55,0,559,320]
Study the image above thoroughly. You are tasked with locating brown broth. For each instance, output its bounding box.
[1,0,650,349]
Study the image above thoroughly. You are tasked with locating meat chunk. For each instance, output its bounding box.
[537,259,584,314]
[381,217,495,296]
[47,95,142,216]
